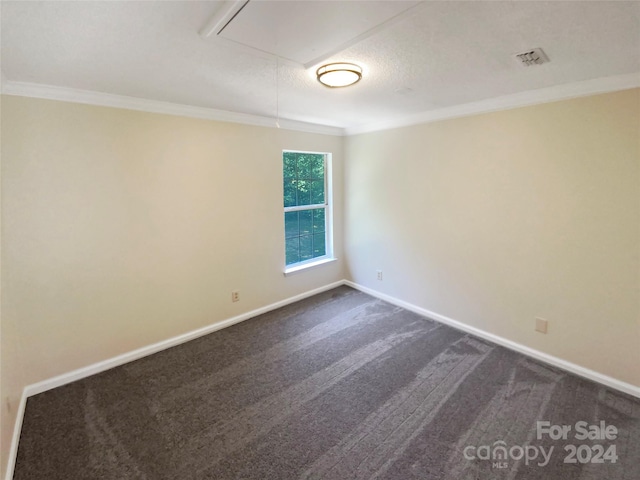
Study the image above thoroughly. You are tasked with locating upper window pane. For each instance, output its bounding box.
[283,152,297,179]
[283,152,325,207]
[284,179,297,207]
[311,156,324,179]
[310,180,324,204]
[297,155,313,179]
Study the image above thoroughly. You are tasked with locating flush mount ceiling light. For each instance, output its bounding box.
[316,63,362,88]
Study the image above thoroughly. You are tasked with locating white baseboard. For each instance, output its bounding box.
[344,280,640,399]
[6,280,346,480]
[6,278,639,480]
[6,280,345,480]
[24,280,346,397]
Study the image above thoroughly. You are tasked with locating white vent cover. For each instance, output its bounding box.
[514,48,549,67]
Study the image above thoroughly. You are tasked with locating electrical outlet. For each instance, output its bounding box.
[535,317,548,334]
[377,270,383,281]
[231,291,240,303]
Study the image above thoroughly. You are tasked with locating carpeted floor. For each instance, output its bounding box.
[13,286,640,479]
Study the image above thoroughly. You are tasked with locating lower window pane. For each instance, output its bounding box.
[286,238,299,265]
[300,235,313,261]
[313,233,326,257]
[312,209,325,233]
[299,210,313,235]
[284,207,327,266]
[285,211,299,238]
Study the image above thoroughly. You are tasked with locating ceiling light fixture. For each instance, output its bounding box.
[316,63,362,88]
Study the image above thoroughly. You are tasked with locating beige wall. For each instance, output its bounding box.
[345,89,640,387]
[0,95,23,480]
[0,96,345,476]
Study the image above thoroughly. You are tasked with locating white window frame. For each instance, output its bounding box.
[283,150,335,275]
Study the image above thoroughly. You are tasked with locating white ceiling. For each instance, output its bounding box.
[2,1,640,132]
[217,1,422,67]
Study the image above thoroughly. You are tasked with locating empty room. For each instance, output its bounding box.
[1,1,639,479]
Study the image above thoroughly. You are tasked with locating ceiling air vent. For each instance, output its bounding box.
[514,48,549,67]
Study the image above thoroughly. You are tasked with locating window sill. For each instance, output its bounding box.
[284,257,337,276]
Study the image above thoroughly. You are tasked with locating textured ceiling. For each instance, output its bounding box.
[2,1,640,130]
[217,1,421,67]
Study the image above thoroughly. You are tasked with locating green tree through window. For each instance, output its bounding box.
[283,151,329,266]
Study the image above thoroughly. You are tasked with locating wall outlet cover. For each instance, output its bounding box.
[535,317,548,334]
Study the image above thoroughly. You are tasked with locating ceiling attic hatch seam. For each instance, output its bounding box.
[198,0,250,38]
[198,0,423,68]
[217,0,251,36]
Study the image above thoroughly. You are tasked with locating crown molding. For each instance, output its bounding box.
[346,72,640,135]
[2,73,638,138]
[0,81,345,136]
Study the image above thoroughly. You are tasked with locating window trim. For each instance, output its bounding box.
[283,150,335,274]
[283,257,337,276]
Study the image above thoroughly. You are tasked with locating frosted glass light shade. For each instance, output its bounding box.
[316,63,362,88]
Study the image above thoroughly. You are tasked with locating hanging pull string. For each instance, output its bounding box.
[275,56,280,129]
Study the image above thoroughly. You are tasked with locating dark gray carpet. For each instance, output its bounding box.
[13,286,640,479]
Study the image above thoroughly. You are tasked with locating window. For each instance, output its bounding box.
[283,150,333,271]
